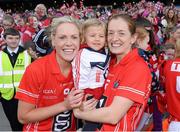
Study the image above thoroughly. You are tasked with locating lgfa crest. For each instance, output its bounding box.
[113,80,119,88]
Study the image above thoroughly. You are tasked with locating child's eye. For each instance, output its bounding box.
[99,35,105,38]
[108,32,113,35]
[72,36,78,39]
[90,35,95,37]
[118,33,125,36]
[59,36,66,39]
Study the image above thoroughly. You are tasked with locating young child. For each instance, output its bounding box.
[72,18,110,100]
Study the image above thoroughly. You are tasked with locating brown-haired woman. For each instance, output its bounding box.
[163,8,177,40]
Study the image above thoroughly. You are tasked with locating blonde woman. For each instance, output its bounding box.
[15,16,84,131]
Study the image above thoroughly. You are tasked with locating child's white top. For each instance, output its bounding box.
[72,47,110,89]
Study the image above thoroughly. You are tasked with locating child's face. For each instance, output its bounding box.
[85,25,106,51]
[5,35,20,50]
[165,49,175,60]
[29,17,38,29]
[2,20,14,29]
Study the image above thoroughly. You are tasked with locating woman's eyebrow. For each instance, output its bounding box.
[108,29,125,32]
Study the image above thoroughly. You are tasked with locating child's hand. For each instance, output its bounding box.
[80,95,97,111]
[64,88,84,110]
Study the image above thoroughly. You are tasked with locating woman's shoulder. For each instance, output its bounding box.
[27,54,51,72]
[128,49,151,72]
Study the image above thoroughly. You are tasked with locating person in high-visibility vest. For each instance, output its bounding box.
[0,28,31,131]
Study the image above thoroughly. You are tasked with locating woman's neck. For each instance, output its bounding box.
[115,49,132,64]
[56,54,71,77]
[116,54,125,64]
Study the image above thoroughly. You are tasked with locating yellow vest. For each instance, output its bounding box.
[0,50,31,100]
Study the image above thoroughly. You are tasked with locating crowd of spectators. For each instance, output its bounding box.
[0,0,180,131]
[0,0,179,47]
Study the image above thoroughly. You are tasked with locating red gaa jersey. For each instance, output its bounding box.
[161,58,180,120]
[99,49,152,131]
[15,50,76,131]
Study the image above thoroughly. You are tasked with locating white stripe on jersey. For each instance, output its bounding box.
[134,103,145,130]
[117,86,145,96]
[123,114,127,131]
[131,105,140,130]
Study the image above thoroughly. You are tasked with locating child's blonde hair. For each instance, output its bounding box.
[82,18,106,43]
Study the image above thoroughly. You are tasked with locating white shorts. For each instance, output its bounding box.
[168,121,180,131]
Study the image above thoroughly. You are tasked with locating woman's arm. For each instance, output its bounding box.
[74,96,134,125]
[18,89,84,124]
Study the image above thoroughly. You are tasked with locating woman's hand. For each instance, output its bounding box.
[64,88,84,110]
[80,95,97,111]
[73,107,81,118]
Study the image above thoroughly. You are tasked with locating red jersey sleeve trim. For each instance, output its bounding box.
[117,86,145,96]
[16,88,39,104]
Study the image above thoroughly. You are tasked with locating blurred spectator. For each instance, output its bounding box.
[22,15,39,45]
[34,4,51,29]
[159,39,180,131]
[14,14,27,33]
[160,43,175,60]
[163,8,177,40]
[32,27,53,57]
[0,14,15,48]
[166,25,180,45]
[177,11,180,26]
[2,14,15,29]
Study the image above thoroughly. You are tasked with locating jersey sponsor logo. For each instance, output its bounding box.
[43,89,56,94]
[53,110,72,131]
[171,62,180,72]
